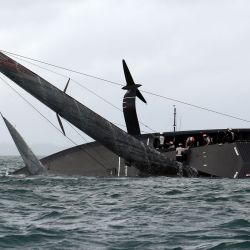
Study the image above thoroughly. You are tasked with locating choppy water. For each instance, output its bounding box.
[1,157,250,249]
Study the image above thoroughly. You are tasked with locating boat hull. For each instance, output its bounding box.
[183,142,245,178]
[13,140,250,178]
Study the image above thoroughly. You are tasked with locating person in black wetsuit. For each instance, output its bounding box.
[202,133,211,146]
[224,128,235,143]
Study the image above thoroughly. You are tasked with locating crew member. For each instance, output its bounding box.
[185,136,195,148]
[153,135,160,149]
[176,143,186,162]
[165,140,175,150]
[202,133,211,146]
[224,128,235,143]
[159,132,165,149]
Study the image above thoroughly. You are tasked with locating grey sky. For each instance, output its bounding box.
[1,0,250,154]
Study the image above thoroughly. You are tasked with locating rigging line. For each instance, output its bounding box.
[66,118,148,135]
[11,54,156,133]
[8,54,70,79]
[54,119,111,170]
[9,54,121,111]
[1,50,123,87]
[63,120,116,167]
[0,76,77,145]
[141,90,250,124]
[0,76,109,170]
[71,79,157,133]
[112,122,148,134]
[3,50,248,124]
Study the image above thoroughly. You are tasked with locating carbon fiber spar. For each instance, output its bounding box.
[0,52,196,176]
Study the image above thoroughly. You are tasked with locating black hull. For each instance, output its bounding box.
[43,140,250,178]
[13,139,250,178]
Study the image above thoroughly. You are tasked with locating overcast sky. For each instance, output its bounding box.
[1,0,250,155]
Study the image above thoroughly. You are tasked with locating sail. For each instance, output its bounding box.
[0,52,194,176]
[1,115,46,175]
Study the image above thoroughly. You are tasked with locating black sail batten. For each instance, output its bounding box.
[122,60,147,135]
[0,52,195,176]
[1,115,46,175]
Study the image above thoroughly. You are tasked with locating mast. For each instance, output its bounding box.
[173,105,176,132]
[0,52,196,176]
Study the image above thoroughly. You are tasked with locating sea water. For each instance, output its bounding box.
[0,156,250,250]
